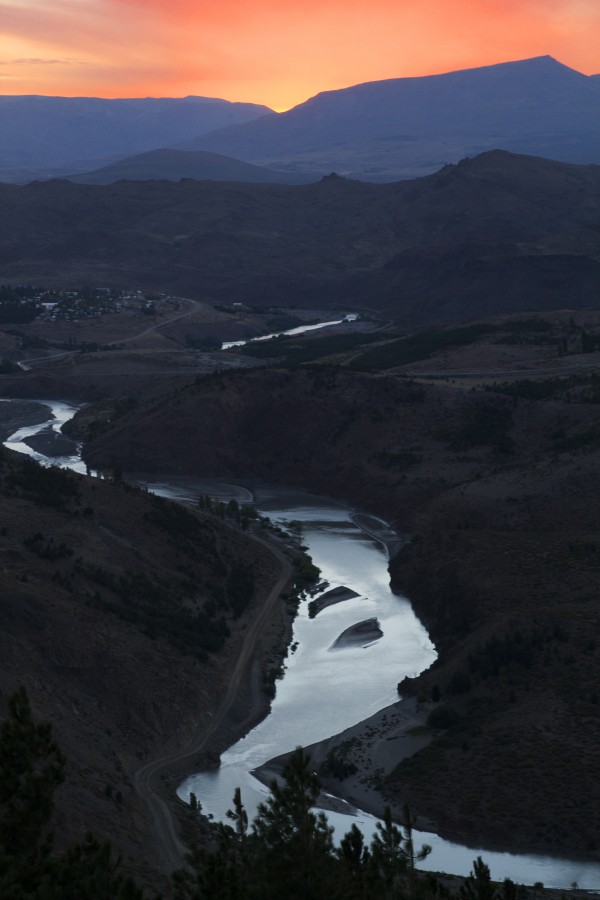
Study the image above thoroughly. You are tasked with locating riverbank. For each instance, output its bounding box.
[254,697,437,832]
[0,398,54,441]
[351,512,408,560]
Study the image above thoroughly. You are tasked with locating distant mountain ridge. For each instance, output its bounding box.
[2,56,599,185]
[176,56,600,181]
[0,95,273,179]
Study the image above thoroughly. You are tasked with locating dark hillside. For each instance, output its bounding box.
[0,151,598,327]
[0,438,283,886]
[77,355,600,858]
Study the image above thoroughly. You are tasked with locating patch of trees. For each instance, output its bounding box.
[426,705,462,729]
[465,631,537,681]
[147,495,212,544]
[0,300,42,324]
[580,329,600,354]
[494,370,600,405]
[185,334,223,351]
[371,449,421,471]
[491,378,569,401]
[24,532,74,561]
[450,402,513,453]
[349,323,497,371]
[265,314,303,331]
[1,692,535,899]
[493,318,554,346]
[349,318,561,371]
[320,739,359,780]
[6,329,49,350]
[237,330,387,366]
[226,563,255,618]
[78,563,231,657]
[176,747,533,900]
[427,626,580,710]
[5,458,80,508]
[432,630,545,703]
[292,552,321,590]
[198,495,258,531]
[552,426,600,453]
[0,688,144,899]
[176,748,435,900]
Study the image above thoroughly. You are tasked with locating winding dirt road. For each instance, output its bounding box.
[19,298,203,369]
[106,299,203,348]
[133,536,293,874]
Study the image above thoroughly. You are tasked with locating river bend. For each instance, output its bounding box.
[1,398,599,889]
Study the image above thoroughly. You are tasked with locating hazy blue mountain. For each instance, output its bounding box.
[67,148,319,185]
[0,95,273,177]
[176,57,600,181]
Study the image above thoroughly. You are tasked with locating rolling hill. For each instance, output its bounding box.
[68,148,319,185]
[0,95,273,181]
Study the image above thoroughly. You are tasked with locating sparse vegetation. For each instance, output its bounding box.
[5,458,80,507]
[349,323,498,371]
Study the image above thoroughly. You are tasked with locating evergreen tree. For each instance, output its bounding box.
[43,834,145,899]
[226,787,248,849]
[370,805,408,897]
[460,856,497,900]
[399,802,432,876]
[0,685,66,883]
[0,688,146,899]
[338,823,371,897]
[251,748,336,899]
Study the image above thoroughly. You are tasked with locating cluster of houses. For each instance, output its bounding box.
[39,287,163,322]
[0,285,168,324]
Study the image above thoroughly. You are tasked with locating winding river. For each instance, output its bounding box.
[2,397,599,889]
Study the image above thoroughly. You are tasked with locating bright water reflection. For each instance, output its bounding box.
[2,402,599,888]
[1,399,87,473]
[221,315,356,349]
[178,488,435,832]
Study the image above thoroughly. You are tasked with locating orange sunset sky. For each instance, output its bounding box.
[1,0,599,111]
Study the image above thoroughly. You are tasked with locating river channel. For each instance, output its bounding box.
[221,314,357,350]
[2,397,599,889]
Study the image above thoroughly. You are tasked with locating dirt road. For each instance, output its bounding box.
[20,298,204,369]
[106,299,203,347]
[133,537,293,874]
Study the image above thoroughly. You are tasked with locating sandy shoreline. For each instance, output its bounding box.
[254,696,437,833]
